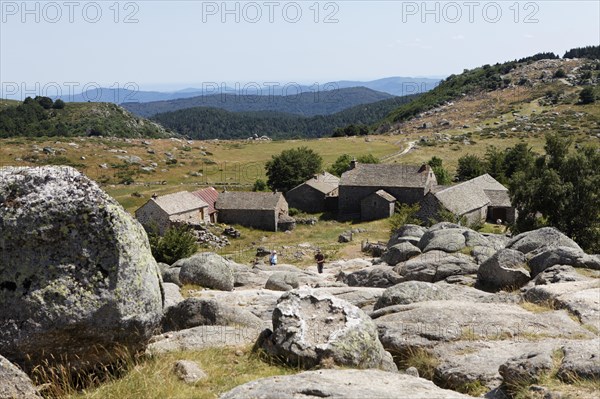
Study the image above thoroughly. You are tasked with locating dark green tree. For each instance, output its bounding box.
[427,156,452,185]
[35,96,54,109]
[52,99,66,109]
[503,143,535,179]
[356,154,380,164]
[510,134,600,252]
[265,147,323,192]
[456,154,485,181]
[484,146,506,183]
[579,87,596,104]
[148,224,198,265]
[328,153,379,177]
[328,154,353,176]
[252,179,268,192]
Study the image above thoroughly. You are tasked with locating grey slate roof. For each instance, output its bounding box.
[484,190,512,207]
[216,191,284,210]
[152,191,208,215]
[288,171,340,195]
[304,172,340,194]
[434,174,511,215]
[467,174,509,191]
[340,164,432,188]
[371,189,396,202]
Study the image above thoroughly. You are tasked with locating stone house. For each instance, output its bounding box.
[285,172,340,213]
[338,162,437,219]
[417,174,516,225]
[192,187,219,223]
[361,190,396,221]
[216,191,290,232]
[135,191,209,234]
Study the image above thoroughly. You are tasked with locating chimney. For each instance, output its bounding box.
[350,158,358,170]
[418,163,427,173]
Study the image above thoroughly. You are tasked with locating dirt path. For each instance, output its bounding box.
[381,140,416,162]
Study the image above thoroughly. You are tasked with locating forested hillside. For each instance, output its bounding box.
[151,94,419,139]
[123,87,394,118]
[0,97,169,138]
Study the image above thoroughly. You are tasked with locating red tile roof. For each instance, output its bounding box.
[192,187,219,215]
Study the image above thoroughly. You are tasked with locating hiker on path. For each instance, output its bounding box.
[315,249,325,274]
[269,250,278,266]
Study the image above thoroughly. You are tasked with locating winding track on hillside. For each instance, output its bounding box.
[381,141,416,163]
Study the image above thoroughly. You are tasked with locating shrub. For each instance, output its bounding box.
[553,69,566,78]
[148,224,198,265]
[429,208,467,226]
[252,179,268,192]
[579,87,596,104]
[389,203,422,232]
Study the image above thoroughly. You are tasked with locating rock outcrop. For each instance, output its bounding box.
[220,369,475,399]
[258,288,396,371]
[162,298,262,332]
[393,250,479,283]
[0,166,163,372]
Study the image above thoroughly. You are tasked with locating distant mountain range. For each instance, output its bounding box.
[50,77,440,105]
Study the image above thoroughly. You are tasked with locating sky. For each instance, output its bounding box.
[0,0,599,97]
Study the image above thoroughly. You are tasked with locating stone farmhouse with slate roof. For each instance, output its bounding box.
[135,191,209,234]
[216,191,289,232]
[417,174,516,224]
[192,187,220,223]
[286,172,340,213]
[338,162,438,219]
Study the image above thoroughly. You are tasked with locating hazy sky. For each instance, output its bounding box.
[1,0,598,95]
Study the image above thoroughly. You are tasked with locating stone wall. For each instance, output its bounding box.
[170,208,208,227]
[361,195,395,221]
[218,209,277,231]
[339,186,427,216]
[135,200,170,234]
[287,185,326,213]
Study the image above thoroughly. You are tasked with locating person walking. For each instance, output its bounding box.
[315,249,325,274]
[269,250,278,266]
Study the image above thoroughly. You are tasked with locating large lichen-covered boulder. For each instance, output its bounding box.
[0,166,163,372]
[258,287,396,371]
[176,253,234,291]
